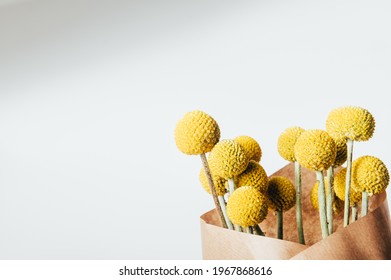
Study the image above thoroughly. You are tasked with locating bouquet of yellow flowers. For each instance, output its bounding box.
[175,107,390,260]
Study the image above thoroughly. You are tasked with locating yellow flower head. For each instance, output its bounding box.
[294,129,337,171]
[208,140,249,179]
[352,156,390,195]
[227,186,268,227]
[199,168,227,197]
[333,138,348,167]
[235,161,269,193]
[234,136,262,162]
[334,168,362,206]
[311,180,344,213]
[267,176,296,212]
[326,106,375,142]
[277,127,305,162]
[174,110,220,155]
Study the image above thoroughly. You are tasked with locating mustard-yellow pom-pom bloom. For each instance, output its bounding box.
[267,176,296,212]
[326,106,375,142]
[227,186,268,227]
[208,140,249,179]
[352,156,390,195]
[311,180,344,213]
[333,138,348,167]
[234,136,262,162]
[199,168,227,197]
[333,168,362,206]
[277,127,305,162]
[294,129,337,171]
[235,161,269,193]
[174,110,220,155]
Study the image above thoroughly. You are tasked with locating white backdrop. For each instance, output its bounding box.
[0,0,390,259]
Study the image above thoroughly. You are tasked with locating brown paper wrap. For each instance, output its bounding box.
[200,163,391,260]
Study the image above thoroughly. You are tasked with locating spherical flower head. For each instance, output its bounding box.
[174,110,220,155]
[227,186,268,227]
[208,140,249,179]
[199,168,227,197]
[352,156,390,195]
[235,161,269,193]
[326,106,375,142]
[277,127,305,162]
[267,176,296,212]
[234,136,262,162]
[333,138,348,167]
[334,168,362,206]
[311,180,344,213]
[294,129,337,171]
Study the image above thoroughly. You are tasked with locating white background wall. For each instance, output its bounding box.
[0,0,390,259]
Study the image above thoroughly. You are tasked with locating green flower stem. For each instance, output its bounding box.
[351,204,358,223]
[362,191,369,217]
[295,161,305,244]
[228,178,235,196]
[218,196,233,230]
[316,171,329,239]
[227,178,241,232]
[326,166,334,234]
[200,154,227,229]
[234,225,242,232]
[344,139,354,227]
[277,210,283,240]
[253,224,265,236]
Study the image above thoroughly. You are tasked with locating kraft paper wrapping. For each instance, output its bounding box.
[200,163,391,260]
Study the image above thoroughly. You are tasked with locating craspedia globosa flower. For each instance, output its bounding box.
[208,140,249,179]
[199,168,227,197]
[326,106,375,142]
[294,129,337,171]
[277,127,305,162]
[333,168,362,206]
[311,181,344,213]
[227,186,268,227]
[234,136,262,162]
[333,138,348,167]
[174,110,220,155]
[267,177,296,212]
[235,161,269,193]
[352,156,390,195]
